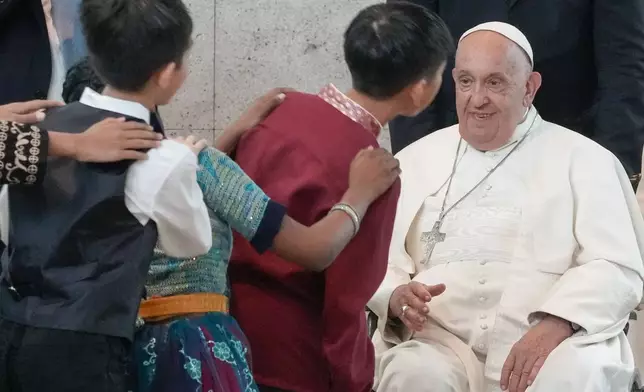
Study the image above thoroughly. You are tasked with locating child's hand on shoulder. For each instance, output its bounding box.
[227,87,294,134]
[172,135,209,155]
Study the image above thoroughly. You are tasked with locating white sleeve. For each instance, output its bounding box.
[530,149,644,334]
[125,140,212,258]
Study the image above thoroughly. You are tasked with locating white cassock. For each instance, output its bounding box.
[631,149,644,378]
[369,107,644,392]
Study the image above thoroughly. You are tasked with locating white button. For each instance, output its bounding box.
[480,260,487,265]
[479,314,487,320]
[479,278,487,284]
[478,343,486,350]
[481,324,489,330]
[479,296,486,302]
[485,185,492,191]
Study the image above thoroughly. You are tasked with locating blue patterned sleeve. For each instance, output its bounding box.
[196,147,286,253]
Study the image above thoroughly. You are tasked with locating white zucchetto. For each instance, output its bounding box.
[459,21,534,67]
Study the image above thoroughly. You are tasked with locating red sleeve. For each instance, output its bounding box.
[322,182,401,392]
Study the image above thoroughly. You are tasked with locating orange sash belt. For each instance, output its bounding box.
[139,293,229,322]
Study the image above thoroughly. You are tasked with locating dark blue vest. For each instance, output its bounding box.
[0,102,158,340]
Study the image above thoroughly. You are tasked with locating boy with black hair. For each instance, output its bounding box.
[0,1,211,391]
[229,3,454,391]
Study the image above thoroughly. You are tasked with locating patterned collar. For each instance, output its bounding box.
[318,84,382,137]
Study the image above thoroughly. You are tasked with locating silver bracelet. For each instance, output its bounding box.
[329,203,361,238]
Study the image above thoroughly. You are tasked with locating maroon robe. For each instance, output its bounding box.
[230,85,400,392]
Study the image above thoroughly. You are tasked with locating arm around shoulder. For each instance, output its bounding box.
[125,139,211,258]
[271,146,402,271]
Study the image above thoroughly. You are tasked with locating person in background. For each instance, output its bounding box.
[63,57,106,103]
[387,0,644,189]
[0,0,67,104]
[229,3,453,391]
[50,0,88,70]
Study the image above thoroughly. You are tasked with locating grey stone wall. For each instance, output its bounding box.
[161,0,391,150]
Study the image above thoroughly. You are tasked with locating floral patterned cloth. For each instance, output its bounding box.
[128,147,286,392]
[130,313,257,392]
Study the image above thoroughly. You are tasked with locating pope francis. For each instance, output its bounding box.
[369,22,644,392]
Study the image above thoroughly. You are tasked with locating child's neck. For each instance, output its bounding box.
[102,86,157,112]
[344,89,398,126]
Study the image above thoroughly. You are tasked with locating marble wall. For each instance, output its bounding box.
[161,0,391,150]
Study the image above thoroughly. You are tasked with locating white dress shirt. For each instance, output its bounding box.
[78,88,212,257]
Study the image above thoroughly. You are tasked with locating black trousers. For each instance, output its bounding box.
[0,318,130,392]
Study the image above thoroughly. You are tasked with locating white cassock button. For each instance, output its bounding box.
[478,343,486,350]
[479,296,486,303]
[480,260,488,265]
[479,278,487,284]
[480,314,487,320]
[485,185,492,191]
[481,324,489,330]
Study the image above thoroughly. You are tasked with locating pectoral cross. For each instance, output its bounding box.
[420,221,445,264]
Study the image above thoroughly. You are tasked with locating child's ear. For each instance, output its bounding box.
[154,62,179,90]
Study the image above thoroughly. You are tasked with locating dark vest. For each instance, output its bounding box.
[0,102,158,340]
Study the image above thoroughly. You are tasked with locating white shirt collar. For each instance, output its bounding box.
[508,106,536,144]
[79,88,151,124]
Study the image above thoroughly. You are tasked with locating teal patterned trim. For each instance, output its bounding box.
[197,147,269,241]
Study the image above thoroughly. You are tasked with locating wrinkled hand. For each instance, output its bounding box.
[0,100,63,124]
[388,282,446,332]
[75,117,162,161]
[500,315,574,392]
[173,135,209,155]
[227,87,294,134]
[346,147,400,205]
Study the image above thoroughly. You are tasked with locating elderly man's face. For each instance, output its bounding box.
[452,31,539,150]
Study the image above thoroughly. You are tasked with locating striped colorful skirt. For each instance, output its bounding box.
[129,312,259,392]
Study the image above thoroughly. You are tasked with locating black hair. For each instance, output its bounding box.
[344,2,454,99]
[80,0,193,92]
[62,56,106,103]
